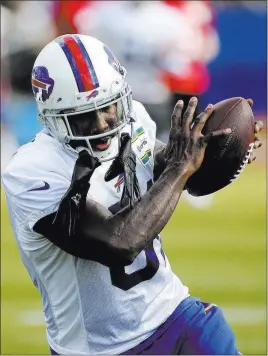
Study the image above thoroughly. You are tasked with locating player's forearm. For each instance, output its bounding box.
[105,163,190,262]
[34,162,190,267]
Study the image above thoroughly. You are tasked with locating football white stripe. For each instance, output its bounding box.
[230,143,254,182]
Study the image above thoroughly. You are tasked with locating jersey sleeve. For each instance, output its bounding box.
[2,163,72,232]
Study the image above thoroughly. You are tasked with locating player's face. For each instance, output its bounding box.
[69,104,119,151]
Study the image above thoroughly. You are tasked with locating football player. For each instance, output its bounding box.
[2,34,262,355]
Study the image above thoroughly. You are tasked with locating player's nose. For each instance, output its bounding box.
[93,112,109,133]
[97,116,109,132]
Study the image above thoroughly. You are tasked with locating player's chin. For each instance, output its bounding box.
[91,137,112,152]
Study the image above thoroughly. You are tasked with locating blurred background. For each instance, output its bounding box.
[1,0,266,354]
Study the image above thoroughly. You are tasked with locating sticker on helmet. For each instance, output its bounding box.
[86,90,99,100]
[32,66,54,103]
[103,45,124,75]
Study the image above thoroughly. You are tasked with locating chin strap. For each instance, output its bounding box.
[105,132,141,209]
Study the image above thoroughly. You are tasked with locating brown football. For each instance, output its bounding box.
[186,97,255,196]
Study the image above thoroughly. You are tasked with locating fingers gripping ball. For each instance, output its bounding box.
[186,97,255,196]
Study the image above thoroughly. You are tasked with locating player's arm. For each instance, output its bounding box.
[34,98,229,268]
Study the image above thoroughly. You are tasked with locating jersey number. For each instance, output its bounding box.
[108,179,164,291]
[110,241,159,291]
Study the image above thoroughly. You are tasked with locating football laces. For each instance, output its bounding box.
[230,143,254,182]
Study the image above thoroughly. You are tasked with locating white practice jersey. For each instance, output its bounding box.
[2,100,189,355]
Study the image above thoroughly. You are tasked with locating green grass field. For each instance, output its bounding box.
[1,162,266,355]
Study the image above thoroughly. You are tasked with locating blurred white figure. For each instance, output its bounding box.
[3,1,56,55]
[1,4,18,172]
[1,4,12,57]
[175,1,219,63]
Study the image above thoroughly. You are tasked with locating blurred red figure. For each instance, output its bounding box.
[53,1,93,35]
[162,1,219,114]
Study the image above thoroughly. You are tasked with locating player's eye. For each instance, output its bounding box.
[68,112,95,136]
[100,106,111,113]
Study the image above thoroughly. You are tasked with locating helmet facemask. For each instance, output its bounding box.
[40,81,133,162]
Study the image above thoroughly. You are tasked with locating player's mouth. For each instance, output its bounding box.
[91,136,112,151]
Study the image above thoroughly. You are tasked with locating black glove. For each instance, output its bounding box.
[53,150,101,237]
[105,133,141,209]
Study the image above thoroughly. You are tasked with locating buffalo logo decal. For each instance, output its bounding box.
[32,66,54,103]
[86,90,99,101]
[104,45,124,75]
